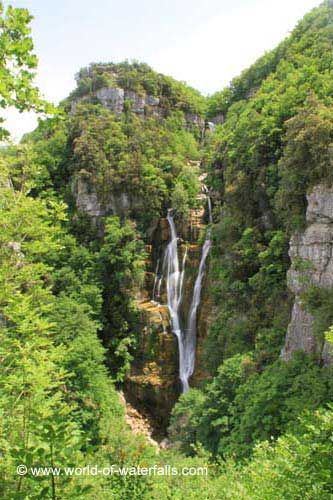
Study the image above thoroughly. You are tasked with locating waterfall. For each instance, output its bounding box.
[207,196,213,224]
[165,196,212,393]
[165,210,187,390]
[182,196,212,391]
[179,246,188,300]
[151,258,160,303]
[182,238,211,391]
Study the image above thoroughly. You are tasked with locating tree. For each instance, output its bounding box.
[97,216,146,380]
[0,2,49,139]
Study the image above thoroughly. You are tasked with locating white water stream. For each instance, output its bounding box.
[162,195,212,392]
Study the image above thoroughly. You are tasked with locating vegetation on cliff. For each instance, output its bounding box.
[1,1,333,498]
[171,0,333,472]
[69,60,206,115]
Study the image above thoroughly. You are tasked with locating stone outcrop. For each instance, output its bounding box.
[282,184,333,363]
[74,172,132,218]
[95,87,125,114]
[125,300,179,432]
[71,85,204,129]
[95,87,161,116]
[71,86,161,116]
[118,391,159,447]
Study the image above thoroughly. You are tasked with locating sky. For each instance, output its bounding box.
[4,0,321,140]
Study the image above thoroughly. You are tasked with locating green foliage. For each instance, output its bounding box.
[225,353,333,459]
[169,389,207,455]
[169,354,255,456]
[70,60,206,115]
[276,96,333,229]
[2,2,333,497]
[47,102,200,230]
[0,145,155,499]
[325,324,333,344]
[156,406,333,499]
[205,219,290,370]
[204,2,333,372]
[0,2,50,138]
[171,163,201,219]
[170,353,333,461]
[302,285,333,341]
[97,216,146,380]
[213,407,333,499]
[0,181,83,498]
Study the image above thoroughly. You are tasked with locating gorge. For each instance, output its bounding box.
[2,2,333,498]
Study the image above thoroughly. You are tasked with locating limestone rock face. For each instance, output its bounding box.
[74,175,104,217]
[307,185,333,223]
[125,301,179,431]
[95,87,124,113]
[73,173,142,221]
[71,85,203,127]
[282,184,333,363]
[95,87,161,115]
[71,86,161,116]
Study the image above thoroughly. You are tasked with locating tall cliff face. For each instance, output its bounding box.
[73,172,212,431]
[202,2,333,375]
[124,205,212,431]
[64,62,212,430]
[282,184,333,364]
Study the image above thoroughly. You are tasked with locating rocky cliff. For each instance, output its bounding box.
[66,63,211,431]
[73,169,212,431]
[125,205,212,432]
[282,184,333,364]
[71,84,205,130]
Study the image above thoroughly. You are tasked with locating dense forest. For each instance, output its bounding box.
[1,1,333,498]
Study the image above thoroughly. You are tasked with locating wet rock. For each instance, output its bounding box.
[125,202,213,427]
[125,301,179,431]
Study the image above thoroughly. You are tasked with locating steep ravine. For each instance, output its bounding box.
[69,70,333,440]
[125,198,213,433]
[68,73,212,434]
[73,167,213,434]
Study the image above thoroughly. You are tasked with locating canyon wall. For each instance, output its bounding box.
[74,177,212,431]
[125,206,212,431]
[282,184,333,364]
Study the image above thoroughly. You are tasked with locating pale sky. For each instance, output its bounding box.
[4,0,321,141]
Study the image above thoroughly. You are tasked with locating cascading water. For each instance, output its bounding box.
[151,258,160,303]
[152,251,167,303]
[207,196,213,224]
[165,196,212,393]
[182,238,211,391]
[165,210,187,390]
